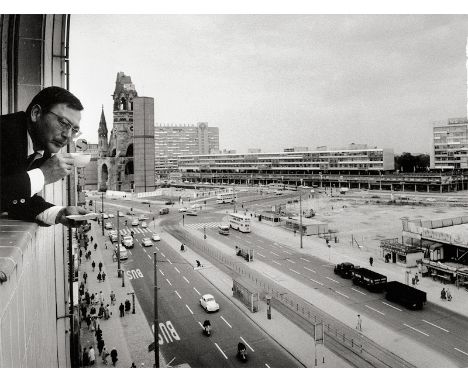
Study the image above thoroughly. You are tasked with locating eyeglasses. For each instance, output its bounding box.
[47,110,81,138]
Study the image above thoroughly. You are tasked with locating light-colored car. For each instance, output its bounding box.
[122,235,134,248]
[114,244,128,260]
[110,234,118,243]
[178,207,187,213]
[141,221,148,228]
[141,237,153,247]
[191,204,202,209]
[104,222,113,230]
[108,213,115,218]
[200,294,219,312]
[118,211,125,217]
[186,209,198,216]
[108,230,117,238]
[152,233,161,241]
[131,219,139,226]
[103,214,109,219]
[139,214,148,220]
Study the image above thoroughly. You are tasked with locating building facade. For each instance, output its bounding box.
[431,118,468,170]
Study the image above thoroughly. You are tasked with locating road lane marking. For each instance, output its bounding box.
[142,248,147,253]
[183,276,190,284]
[310,278,324,286]
[286,259,295,264]
[161,253,166,258]
[326,277,340,284]
[272,260,281,265]
[174,267,180,274]
[351,288,366,295]
[175,291,181,299]
[365,305,385,316]
[300,258,311,262]
[167,259,173,265]
[220,316,232,328]
[289,268,301,275]
[454,348,468,357]
[193,287,201,295]
[335,291,349,299]
[265,364,270,368]
[422,320,449,333]
[166,279,172,286]
[403,323,429,337]
[271,252,280,257]
[273,242,281,246]
[240,337,254,352]
[382,302,402,312]
[257,253,266,258]
[304,267,316,273]
[258,245,265,250]
[185,305,193,314]
[214,343,228,359]
[198,321,204,330]
[147,254,151,260]
[159,269,165,276]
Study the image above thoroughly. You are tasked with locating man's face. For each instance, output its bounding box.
[31,103,82,153]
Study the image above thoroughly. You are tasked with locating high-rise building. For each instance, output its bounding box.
[430,118,468,170]
[154,122,219,178]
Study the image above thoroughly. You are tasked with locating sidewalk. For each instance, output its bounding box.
[78,220,165,368]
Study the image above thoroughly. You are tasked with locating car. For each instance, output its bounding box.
[104,222,113,230]
[110,234,118,243]
[114,244,128,260]
[141,237,153,247]
[131,219,139,226]
[139,214,148,220]
[108,229,117,237]
[108,213,115,218]
[334,262,356,279]
[159,208,169,215]
[191,204,202,209]
[141,221,148,228]
[122,235,134,248]
[103,213,109,219]
[165,200,175,205]
[178,207,187,213]
[200,294,219,312]
[118,211,125,217]
[152,233,161,241]
[186,209,198,216]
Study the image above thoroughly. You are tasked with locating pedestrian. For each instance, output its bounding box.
[80,304,87,321]
[110,348,118,367]
[95,325,102,341]
[130,362,137,368]
[86,315,92,330]
[99,291,104,304]
[105,243,108,250]
[356,314,362,331]
[88,346,96,366]
[97,272,102,283]
[102,271,106,282]
[110,291,116,305]
[414,274,419,285]
[446,288,452,301]
[104,304,111,319]
[101,346,109,365]
[441,288,446,300]
[85,290,90,306]
[90,305,97,317]
[119,303,125,317]
[79,281,85,296]
[125,299,131,312]
[369,257,374,267]
[90,293,95,305]
[90,236,93,243]
[83,271,88,284]
[94,243,98,251]
[97,338,105,356]
[82,347,89,367]
[92,260,96,272]
[87,250,92,259]
[98,303,105,319]
[99,261,103,272]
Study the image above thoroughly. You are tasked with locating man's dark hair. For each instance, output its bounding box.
[25,86,84,118]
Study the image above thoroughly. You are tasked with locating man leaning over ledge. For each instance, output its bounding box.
[0,86,87,227]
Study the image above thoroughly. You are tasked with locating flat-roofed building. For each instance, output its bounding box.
[431,118,468,170]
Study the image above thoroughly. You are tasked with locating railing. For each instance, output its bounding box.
[165,225,413,368]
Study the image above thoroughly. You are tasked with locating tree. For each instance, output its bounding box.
[394,153,430,173]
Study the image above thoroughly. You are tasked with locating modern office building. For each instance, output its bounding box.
[154,122,219,178]
[431,117,468,170]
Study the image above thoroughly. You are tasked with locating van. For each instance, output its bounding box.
[159,207,169,215]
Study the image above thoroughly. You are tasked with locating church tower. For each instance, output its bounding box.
[98,106,108,158]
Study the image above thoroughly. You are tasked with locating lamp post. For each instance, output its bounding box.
[153,251,160,368]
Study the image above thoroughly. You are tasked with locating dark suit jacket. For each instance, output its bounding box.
[0,111,54,221]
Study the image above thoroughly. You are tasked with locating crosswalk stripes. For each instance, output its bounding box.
[184,221,226,230]
[119,227,151,236]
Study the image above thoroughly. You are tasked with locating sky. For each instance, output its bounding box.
[68,14,468,155]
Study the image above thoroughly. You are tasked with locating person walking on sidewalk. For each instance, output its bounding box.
[98,261,103,272]
[356,314,362,331]
[86,314,92,330]
[97,272,102,283]
[85,290,90,306]
[90,235,93,243]
[97,337,105,356]
[98,303,105,319]
[87,250,92,260]
[369,257,374,267]
[88,346,96,366]
[125,299,131,312]
[94,243,98,251]
[110,291,116,305]
[92,260,96,272]
[104,304,111,319]
[119,302,125,317]
[102,271,106,282]
[110,348,118,367]
[105,243,108,250]
[83,271,88,284]
[82,347,89,367]
[99,290,104,304]
[101,346,109,365]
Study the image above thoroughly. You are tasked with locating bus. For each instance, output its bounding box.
[228,213,251,233]
[218,225,230,235]
[217,192,236,204]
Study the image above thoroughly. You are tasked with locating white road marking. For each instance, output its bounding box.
[161,253,166,258]
[193,287,201,295]
[310,278,324,286]
[454,348,468,357]
[220,316,232,328]
[167,259,173,265]
[403,323,429,337]
[272,260,281,265]
[159,269,165,276]
[351,288,366,295]
[258,245,265,250]
[185,305,194,314]
[257,253,266,258]
[147,254,151,260]
[198,321,204,330]
[175,291,181,299]
[271,251,280,257]
[174,267,180,274]
[300,258,311,262]
[286,259,295,264]
[422,320,449,333]
[326,277,340,284]
[166,279,172,286]
[304,267,316,273]
[365,305,385,316]
[273,242,281,246]
[382,302,402,312]
[142,248,147,253]
[214,343,228,359]
[289,269,301,275]
[335,291,349,299]
[240,337,254,352]
[183,276,190,284]
[265,364,270,368]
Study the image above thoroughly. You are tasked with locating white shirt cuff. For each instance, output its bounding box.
[36,206,64,225]
[27,168,45,196]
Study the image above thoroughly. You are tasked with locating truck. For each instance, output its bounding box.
[351,267,387,292]
[385,281,426,310]
[334,262,356,279]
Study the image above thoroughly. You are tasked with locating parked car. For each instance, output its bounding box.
[108,213,115,218]
[141,237,153,247]
[178,207,187,213]
[334,262,356,279]
[108,230,117,238]
[131,219,139,226]
[186,209,198,216]
[152,233,161,241]
[110,234,118,243]
[104,222,113,230]
[199,294,219,312]
[121,235,134,248]
[114,245,128,260]
[141,221,148,228]
[118,211,125,217]
[139,214,148,220]
[103,214,109,219]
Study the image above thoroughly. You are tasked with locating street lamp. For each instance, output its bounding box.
[153,251,160,368]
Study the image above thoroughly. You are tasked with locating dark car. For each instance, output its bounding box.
[334,262,356,279]
[165,200,175,205]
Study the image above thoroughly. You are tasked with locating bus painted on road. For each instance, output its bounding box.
[228,213,251,233]
[217,192,236,204]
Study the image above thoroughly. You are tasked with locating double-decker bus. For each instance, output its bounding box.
[217,192,236,204]
[228,213,251,233]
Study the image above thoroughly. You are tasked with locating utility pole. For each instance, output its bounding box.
[153,251,160,368]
